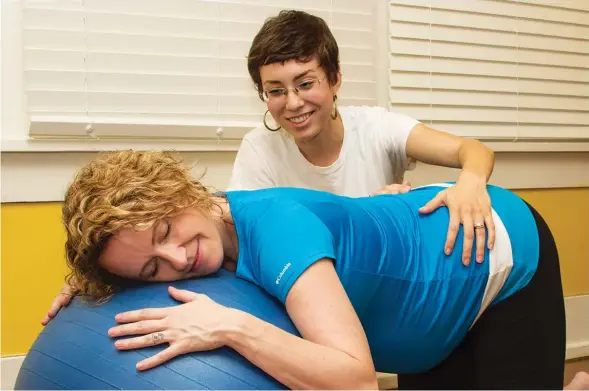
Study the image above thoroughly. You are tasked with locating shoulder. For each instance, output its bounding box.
[229,190,337,302]
[227,188,330,221]
[340,105,420,135]
[230,126,292,187]
[227,189,336,246]
[339,105,388,125]
[241,124,292,152]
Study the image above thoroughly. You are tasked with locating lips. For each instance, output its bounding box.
[287,111,314,124]
[190,238,201,273]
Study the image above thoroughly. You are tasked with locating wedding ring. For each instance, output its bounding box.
[474,222,485,230]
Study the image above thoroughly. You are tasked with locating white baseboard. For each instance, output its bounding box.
[2,295,588,390]
[565,294,589,361]
[1,355,25,390]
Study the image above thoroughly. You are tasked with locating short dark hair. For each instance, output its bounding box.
[247,10,340,101]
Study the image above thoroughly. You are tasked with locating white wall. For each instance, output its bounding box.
[2,150,589,203]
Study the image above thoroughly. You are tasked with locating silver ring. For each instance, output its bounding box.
[474,222,485,230]
[152,332,164,345]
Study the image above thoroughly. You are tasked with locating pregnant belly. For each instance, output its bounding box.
[349,273,489,374]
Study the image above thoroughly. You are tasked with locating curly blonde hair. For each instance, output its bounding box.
[63,150,214,302]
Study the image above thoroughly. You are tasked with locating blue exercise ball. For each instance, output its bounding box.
[15,269,298,390]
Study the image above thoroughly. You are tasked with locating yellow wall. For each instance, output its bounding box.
[2,188,589,356]
[514,188,589,297]
[1,203,69,356]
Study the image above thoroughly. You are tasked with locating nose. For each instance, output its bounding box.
[285,89,304,111]
[156,244,188,272]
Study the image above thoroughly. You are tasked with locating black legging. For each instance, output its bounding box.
[397,202,566,390]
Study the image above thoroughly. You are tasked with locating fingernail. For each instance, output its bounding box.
[136,362,146,371]
[445,248,451,255]
[477,256,483,263]
[463,257,470,265]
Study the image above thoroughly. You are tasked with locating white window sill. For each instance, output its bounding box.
[0,137,243,153]
[2,137,588,153]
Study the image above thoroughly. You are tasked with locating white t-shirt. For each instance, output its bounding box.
[227,106,420,197]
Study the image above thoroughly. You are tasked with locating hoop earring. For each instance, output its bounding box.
[331,95,339,120]
[263,110,281,131]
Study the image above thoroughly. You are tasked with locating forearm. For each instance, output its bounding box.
[220,309,378,390]
[406,124,495,182]
[457,138,495,182]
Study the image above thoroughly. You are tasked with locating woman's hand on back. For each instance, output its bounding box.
[41,281,79,325]
[418,174,495,266]
[403,123,496,266]
[370,180,411,196]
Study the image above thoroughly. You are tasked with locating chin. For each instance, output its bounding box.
[201,258,224,276]
[289,126,321,142]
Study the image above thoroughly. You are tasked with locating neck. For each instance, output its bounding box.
[211,197,239,266]
[296,114,344,167]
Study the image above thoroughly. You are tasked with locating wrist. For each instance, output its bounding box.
[457,170,488,187]
[458,139,494,181]
[216,308,262,351]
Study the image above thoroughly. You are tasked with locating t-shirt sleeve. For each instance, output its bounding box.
[375,108,421,180]
[241,201,336,303]
[226,137,276,191]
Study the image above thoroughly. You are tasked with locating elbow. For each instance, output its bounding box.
[358,378,379,390]
[351,376,379,390]
[481,140,495,160]
[306,372,378,391]
[468,138,494,158]
[482,141,496,169]
[331,379,377,390]
[342,369,379,390]
[458,138,495,171]
[320,365,378,390]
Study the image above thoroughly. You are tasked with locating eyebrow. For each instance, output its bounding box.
[263,69,316,85]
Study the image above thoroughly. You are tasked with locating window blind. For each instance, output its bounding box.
[389,0,589,143]
[22,0,378,141]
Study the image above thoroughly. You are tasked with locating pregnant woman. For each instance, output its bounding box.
[52,150,569,390]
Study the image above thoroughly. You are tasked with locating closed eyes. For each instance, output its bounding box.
[148,257,160,280]
[160,220,171,242]
[144,220,171,280]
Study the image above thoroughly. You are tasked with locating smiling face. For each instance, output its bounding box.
[99,207,225,282]
[261,59,341,142]
[62,150,230,302]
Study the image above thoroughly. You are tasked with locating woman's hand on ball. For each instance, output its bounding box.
[108,286,239,371]
[41,281,79,326]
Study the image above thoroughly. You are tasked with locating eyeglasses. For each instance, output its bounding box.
[262,76,327,103]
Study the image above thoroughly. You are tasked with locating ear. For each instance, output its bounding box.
[331,71,342,96]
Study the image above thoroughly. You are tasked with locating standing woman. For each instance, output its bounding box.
[227,11,589,390]
[229,10,496,266]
